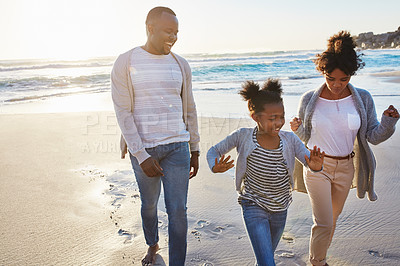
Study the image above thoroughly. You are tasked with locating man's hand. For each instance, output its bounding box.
[305,145,325,172]
[212,155,235,173]
[383,105,399,118]
[140,157,164,177]
[190,151,199,179]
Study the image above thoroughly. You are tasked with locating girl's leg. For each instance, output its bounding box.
[242,200,286,266]
[269,210,288,252]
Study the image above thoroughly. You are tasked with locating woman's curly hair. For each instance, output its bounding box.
[314,31,364,76]
[239,78,283,114]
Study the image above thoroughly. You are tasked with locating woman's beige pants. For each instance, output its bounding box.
[304,157,354,266]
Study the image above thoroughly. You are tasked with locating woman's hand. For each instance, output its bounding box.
[290,117,302,132]
[383,105,399,118]
[212,155,235,173]
[305,145,325,172]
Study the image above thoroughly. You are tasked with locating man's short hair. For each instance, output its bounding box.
[146,6,176,25]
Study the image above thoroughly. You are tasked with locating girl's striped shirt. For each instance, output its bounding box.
[239,127,292,212]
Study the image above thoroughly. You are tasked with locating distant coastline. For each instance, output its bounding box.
[355,26,400,49]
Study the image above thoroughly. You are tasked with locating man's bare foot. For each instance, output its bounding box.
[141,243,159,266]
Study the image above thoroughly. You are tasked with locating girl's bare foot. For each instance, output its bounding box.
[141,243,159,266]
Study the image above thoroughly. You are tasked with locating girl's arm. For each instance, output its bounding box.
[206,128,241,173]
[292,132,324,171]
[212,155,235,173]
[292,131,309,166]
[305,146,324,171]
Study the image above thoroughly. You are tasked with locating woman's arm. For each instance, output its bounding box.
[293,92,312,141]
[362,91,399,145]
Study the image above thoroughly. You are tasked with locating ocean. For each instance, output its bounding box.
[1,49,399,117]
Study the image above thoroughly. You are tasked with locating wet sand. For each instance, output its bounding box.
[370,70,400,83]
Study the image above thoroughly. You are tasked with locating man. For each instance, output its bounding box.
[111,6,200,266]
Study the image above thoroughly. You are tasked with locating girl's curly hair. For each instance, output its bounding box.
[239,78,283,114]
[314,31,364,76]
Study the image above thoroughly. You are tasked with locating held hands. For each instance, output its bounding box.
[212,155,235,173]
[290,117,302,132]
[383,105,399,118]
[305,145,325,172]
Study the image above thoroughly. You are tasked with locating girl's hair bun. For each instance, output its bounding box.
[239,78,283,114]
[262,78,282,95]
[239,80,260,101]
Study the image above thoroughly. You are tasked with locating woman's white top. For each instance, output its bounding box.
[307,95,361,156]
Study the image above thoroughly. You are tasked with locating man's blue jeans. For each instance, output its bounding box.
[130,142,190,266]
[241,199,287,266]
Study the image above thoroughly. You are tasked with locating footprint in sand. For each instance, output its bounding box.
[131,193,140,201]
[118,229,134,244]
[368,250,383,257]
[276,250,295,258]
[276,234,296,260]
[111,197,123,208]
[191,220,211,241]
[213,226,224,232]
[189,255,214,265]
[192,220,233,240]
[281,234,295,244]
[209,226,225,237]
[191,229,202,241]
[78,167,106,182]
[196,219,210,228]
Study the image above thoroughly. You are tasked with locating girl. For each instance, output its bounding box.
[290,31,399,266]
[207,79,325,266]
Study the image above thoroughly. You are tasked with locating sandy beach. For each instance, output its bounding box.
[0,66,399,266]
[1,104,399,265]
[1,0,400,262]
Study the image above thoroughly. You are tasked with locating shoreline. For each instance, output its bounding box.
[1,68,400,116]
[370,71,400,83]
[1,112,400,265]
[370,70,400,77]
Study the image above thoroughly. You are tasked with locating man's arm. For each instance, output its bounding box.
[111,53,163,177]
[180,57,200,178]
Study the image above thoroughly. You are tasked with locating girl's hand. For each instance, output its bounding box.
[305,145,325,172]
[212,155,235,173]
[290,117,302,132]
[383,105,399,118]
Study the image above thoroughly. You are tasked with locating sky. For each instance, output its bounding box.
[0,0,399,60]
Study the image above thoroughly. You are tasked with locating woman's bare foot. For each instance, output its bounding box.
[141,243,159,266]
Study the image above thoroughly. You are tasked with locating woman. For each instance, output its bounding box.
[290,31,399,266]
